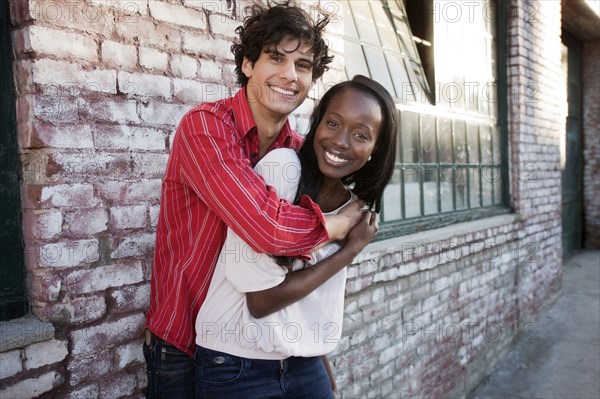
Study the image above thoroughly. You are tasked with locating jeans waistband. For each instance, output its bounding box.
[146,330,176,347]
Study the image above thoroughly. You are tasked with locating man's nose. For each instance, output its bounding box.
[279,61,298,82]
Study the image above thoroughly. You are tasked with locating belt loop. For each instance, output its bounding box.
[145,330,152,346]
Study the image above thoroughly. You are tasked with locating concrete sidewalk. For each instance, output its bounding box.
[470,249,600,399]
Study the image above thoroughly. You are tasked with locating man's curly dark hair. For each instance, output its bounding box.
[231,1,334,86]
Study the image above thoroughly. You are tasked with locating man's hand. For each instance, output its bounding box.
[323,200,366,241]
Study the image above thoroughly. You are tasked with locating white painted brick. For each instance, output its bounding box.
[65,384,100,399]
[32,59,116,94]
[63,208,108,236]
[149,205,160,227]
[139,47,168,71]
[67,353,111,386]
[111,233,156,259]
[171,54,198,78]
[34,210,63,239]
[101,40,137,69]
[89,0,148,15]
[116,341,145,368]
[78,97,140,124]
[40,183,96,208]
[183,0,235,14]
[38,239,99,268]
[148,1,206,29]
[133,152,168,179]
[0,349,22,379]
[99,373,136,398]
[24,339,68,370]
[183,34,232,59]
[95,125,166,151]
[24,26,98,61]
[33,123,94,149]
[372,287,386,303]
[110,205,147,229]
[208,13,239,36]
[0,371,62,398]
[118,71,172,99]
[33,92,79,123]
[173,78,228,104]
[96,179,162,204]
[111,284,151,312]
[71,294,107,323]
[65,262,144,294]
[70,313,145,355]
[140,101,188,127]
[199,58,223,81]
[116,18,182,52]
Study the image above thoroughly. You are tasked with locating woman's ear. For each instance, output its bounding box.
[242,58,253,79]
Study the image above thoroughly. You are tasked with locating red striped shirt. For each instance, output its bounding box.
[146,87,329,355]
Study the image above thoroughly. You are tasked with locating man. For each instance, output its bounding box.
[144,2,366,398]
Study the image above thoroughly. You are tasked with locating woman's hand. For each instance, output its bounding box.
[344,210,379,257]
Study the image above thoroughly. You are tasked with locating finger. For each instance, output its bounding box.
[361,210,372,223]
[369,211,379,225]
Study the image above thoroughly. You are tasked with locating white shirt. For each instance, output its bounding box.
[195,148,352,359]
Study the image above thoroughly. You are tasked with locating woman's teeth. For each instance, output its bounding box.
[325,151,350,165]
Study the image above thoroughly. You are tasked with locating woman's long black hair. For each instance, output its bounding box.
[295,75,398,213]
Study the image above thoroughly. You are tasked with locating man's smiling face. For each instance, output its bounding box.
[242,35,314,121]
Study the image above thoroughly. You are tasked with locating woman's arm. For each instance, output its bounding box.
[246,211,378,318]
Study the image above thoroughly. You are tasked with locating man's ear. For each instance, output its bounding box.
[242,58,253,79]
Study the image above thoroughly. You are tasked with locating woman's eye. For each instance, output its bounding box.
[355,132,369,141]
[326,120,338,128]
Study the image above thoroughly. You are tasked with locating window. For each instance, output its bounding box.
[342,0,508,238]
[1,1,27,321]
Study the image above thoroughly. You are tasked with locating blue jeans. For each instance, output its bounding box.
[144,332,195,398]
[194,346,334,399]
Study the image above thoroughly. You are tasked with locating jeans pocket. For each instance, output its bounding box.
[197,349,244,385]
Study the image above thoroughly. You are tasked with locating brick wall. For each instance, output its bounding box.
[583,41,600,248]
[1,0,567,398]
[329,1,564,397]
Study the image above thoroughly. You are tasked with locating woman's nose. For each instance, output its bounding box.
[332,130,350,148]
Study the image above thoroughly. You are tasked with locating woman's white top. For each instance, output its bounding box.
[195,148,352,360]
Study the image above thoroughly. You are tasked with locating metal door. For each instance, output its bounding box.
[561,33,583,258]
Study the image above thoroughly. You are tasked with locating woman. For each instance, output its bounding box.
[194,75,398,398]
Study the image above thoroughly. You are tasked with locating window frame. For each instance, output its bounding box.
[0,1,27,321]
[341,0,511,239]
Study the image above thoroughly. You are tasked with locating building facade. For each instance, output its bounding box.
[0,0,598,397]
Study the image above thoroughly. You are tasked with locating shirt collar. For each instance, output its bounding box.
[232,87,295,146]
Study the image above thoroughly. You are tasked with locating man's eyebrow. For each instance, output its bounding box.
[267,49,314,66]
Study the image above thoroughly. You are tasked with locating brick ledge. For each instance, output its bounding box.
[0,315,54,353]
[358,213,523,262]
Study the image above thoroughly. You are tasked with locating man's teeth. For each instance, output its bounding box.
[326,151,350,164]
[271,86,295,96]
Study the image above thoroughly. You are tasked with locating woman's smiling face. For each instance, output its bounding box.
[313,88,382,181]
